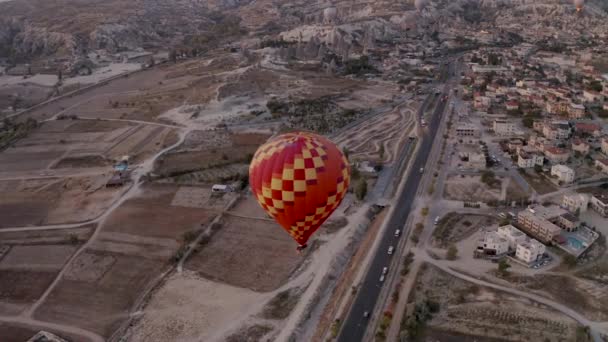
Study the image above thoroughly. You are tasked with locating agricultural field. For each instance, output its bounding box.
[400,264,581,342]
[184,212,303,292]
[0,226,91,315]
[32,184,223,338]
[154,130,270,179]
[0,175,124,227]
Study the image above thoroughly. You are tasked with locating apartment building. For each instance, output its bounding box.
[562,193,589,213]
[493,119,515,136]
[551,164,575,183]
[515,239,546,264]
[517,208,562,243]
[590,193,608,217]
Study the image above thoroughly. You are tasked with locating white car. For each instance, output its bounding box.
[498,213,507,219]
[387,246,394,255]
[434,216,440,225]
[379,275,385,282]
[382,267,388,275]
[394,229,401,237]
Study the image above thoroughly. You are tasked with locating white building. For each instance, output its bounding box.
[562,193,589,213]
[455,124,481,137]
[551,164,575,183]
[583,90,602,103]
[480,231,509,255]
[590,194,608,217]
[515,239,546,264]
[517,151,544,168]
[496,224,527,250]
[601,137,608,155]
[493,119,515,136]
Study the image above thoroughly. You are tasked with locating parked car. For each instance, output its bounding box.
[382,267,388,275]
[379,275,385,282]
[387,246,394,255]
[394,229,401,237]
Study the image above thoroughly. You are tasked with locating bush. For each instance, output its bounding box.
[355,178,368,201]
[446,245,458,260]
[421,207,429,216]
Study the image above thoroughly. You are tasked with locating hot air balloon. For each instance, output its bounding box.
[249,132,350,251]
[574,0,584,12]
[415,0,427,11]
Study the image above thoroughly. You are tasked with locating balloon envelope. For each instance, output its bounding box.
[249,132,350,247]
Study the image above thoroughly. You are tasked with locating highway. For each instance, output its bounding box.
[337,64,453,342]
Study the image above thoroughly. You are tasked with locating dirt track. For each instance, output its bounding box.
[334,101,415,164]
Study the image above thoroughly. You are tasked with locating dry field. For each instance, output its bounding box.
[444,175,503,202]
[403,264,580,342]
[32,184,220,338]
[33,252,164,337]
[0,323,85,342]
[185,213,303,292]
[0,176,123,227]
[0,226,94,245]
[154,131,270,178]
[124,270,263,342]
[432,213,497,248]
[504,273,608,322]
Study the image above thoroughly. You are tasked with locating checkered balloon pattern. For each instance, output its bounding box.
[249,132,350,247]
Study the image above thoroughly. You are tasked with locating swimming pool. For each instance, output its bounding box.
[568,237,584,250]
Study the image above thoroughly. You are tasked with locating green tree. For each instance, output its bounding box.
[379,144,385,160]
[342,147,350,160]
[421,207,429,216]
[446,245,458,260]
[522,116,534,128]
[355,178,367,201]
[498,259,511,275]
[351,166,360,180]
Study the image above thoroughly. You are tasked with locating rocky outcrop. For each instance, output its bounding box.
[89,23,160,53]
[0,18,73,59]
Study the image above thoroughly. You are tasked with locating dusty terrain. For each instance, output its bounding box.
[402,264,580,342]
[432,213,497,248]
[443,174,527,203]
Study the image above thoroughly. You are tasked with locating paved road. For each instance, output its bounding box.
[337,67,451,342]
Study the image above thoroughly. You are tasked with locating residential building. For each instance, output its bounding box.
[507,138,524,152]
[583,89,602,103]
[596,159,608,174]
[554,212,579,232]
[551,164,575,183]
[518,151,544,168]
[474,96,491,110]
[602,137,608,155]
[571,139,590,155]
[544,147,570,164]
[496,224,527,250]
[590,193,608,217]
[471,65,508,73]
[515,238,546,264]
[493,119,515,136]
[455,124,481,137]
[542,123,570,140]
[533,120,545,133]
[568,103,585,119]
[506,101,518,111]
[562,193,589,213]
[27,331,68,342]
[575,122,602,137]
[517,208,562,243]
[478,232,509,255]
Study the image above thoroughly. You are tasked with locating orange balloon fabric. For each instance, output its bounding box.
[249,132,350,247]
